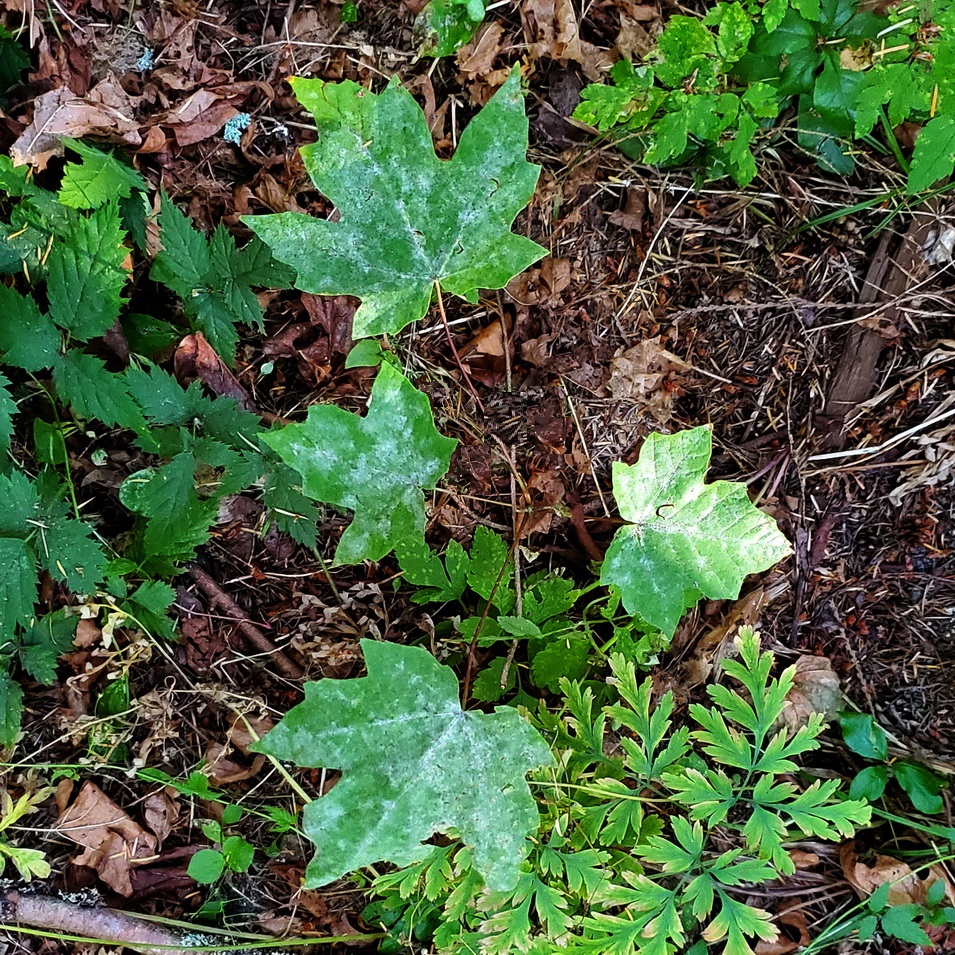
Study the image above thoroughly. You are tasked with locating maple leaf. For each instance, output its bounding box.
[254,639,553,891]
[261,362,457,564]
[600,427,791,635]
[245,67,546,339]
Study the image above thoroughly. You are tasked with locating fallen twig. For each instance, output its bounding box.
[188,568,305,681]
[0,884,223,954]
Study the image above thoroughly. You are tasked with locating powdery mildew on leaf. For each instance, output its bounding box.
[255,639,553,891]
[261,362,457,564]
[600,426,791,635]
[245,67,546,338]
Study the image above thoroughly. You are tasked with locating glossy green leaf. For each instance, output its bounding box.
[254,639,553,890]
[893,760,946,815]
[262,362,457,564]
[246,68,546,339]
[849,764,888,802]
[188,848,226,884]
[839,712,888,760]
[600,427,791,635]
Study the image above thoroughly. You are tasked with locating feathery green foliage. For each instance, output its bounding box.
[365,628,871,954]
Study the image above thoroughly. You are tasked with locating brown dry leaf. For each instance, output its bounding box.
[840,45,872,70]
[841,844,955,906]
[755,905,811,955]
[142,790,179,849]
[456,22,510,104]
[609,189,647,232]
[520,469,565,539]
[606,337,689,424]
[524,0,614,80]
[616,8,658,59]
[11,76,142,169]
[459,319,510,387]
[55,781,158,896]
[777,655,842,732]
[674,589,767,694]
[163,89,239,146]
[174,333,255,410]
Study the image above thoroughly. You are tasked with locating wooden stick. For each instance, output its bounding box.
[188,568,304,681]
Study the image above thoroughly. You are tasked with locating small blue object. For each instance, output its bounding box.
[136,48,154,72]
[223,113,252,144]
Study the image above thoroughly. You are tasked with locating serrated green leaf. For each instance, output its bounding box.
[123,580,177,640]
[0,470,40,537]
[0,665,24,748]
[151,193,210,297]
[3,843,51,881]
[0,285,60,372]
[466,525,514,612]
[255,639,552,890]
[262,362,456,564]
[246,67,546,339]
[262,463,319,549]
[523,574,578,623]
[0,371,14,453]
[52,350,145,431]
[395,535,468,602]
[881,903,932,945]
[120,455,218,566]
[704,891,777,955]
[151,196,291,365]
[37,515,107,592]
[0,538,37,641]
[663,767,736,826]
[908,115,955,193]
[530,635,590,692]
[19,611,77,684]
[58,140,148,210]
[471,656,516,702]
[46,203,129,341]
[600,427,791,635]
[711,2,755,64]
[655,17,719,89]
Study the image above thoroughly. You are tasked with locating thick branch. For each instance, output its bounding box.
[0,885,223,953]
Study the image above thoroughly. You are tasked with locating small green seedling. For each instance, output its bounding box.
[0,788,52,880]
[187,804,255,885]
[859,879,955,947]
[840,712,948,814]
